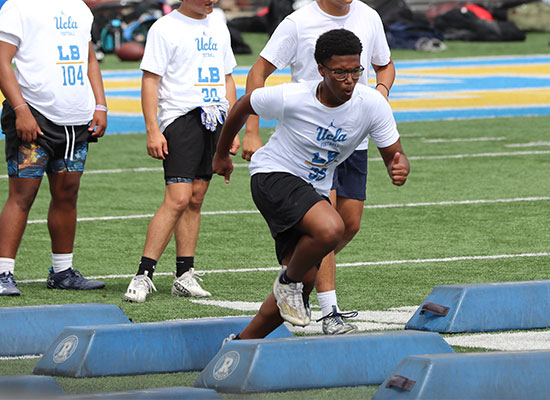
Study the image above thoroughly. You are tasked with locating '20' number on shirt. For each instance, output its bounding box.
[198,67,221,102]
[58,45,84,86]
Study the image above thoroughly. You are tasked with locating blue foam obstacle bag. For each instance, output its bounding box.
[406,280,550,333]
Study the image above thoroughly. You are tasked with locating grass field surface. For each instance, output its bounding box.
[0,32,549,398]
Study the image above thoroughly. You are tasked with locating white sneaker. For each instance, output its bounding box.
[318,306,358,335]
[124,271,157,303]
[171,268,211,297]
[272,266,310,327]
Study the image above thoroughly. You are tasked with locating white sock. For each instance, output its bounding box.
[317,290,339,317]
[52,253,73,273]
[0,258,15,275]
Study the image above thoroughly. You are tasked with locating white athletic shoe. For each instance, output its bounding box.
[272,266,310,327]
[318,306,358,335]
[171,268,211,297]
[124,271,156,303]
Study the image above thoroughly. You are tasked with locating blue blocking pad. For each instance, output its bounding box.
[0,304,130,356]
[64,386,221,399]
[0,375,65,398]
[195,331,454,393]
[406,280,550,333]
[373,351,550,399]
[33,316,292,377]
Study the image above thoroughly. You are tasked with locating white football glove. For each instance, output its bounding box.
[200,105,227,132]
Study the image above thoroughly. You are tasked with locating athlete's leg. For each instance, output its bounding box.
[142,182,193,260]
[171,179,212,298]
[174,179,210,257]
[47,171,82,254]
[0,177,42,258]
[285,200,344,282]
[334,196,364,254]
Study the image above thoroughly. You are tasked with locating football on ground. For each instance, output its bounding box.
[115,41,144,61]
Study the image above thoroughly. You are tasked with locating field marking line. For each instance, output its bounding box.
[0,355,41,361]
[17,252,550,284]
[24,196,550,225]
[1,149,550,179]
[422,137,506,143]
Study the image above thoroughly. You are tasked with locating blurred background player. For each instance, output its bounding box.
[0,0,108,295]
[213,28,409,338]
[241,0,395,334]
[124,0,239,303]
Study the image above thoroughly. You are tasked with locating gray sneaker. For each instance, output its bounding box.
[318,306,358,335]
[272,267,310,327]
[0,272,20,296]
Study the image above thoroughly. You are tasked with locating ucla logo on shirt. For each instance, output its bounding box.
[196,35,218,52]
[316,120,347,147]
[55,11,78,30]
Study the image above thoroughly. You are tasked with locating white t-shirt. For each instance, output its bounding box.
[249,81,399,197]
[0,0,95,125]
[260,0,391,150]
[140,10,237,133]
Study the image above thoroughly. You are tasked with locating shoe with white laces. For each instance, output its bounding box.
[0,272,20,296]
[124,271,157,303]
[272,266,310,327]
[222,333,238,347]
[318,305,358,335]
[171,268,211,297]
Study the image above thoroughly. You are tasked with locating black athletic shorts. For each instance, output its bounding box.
[251,172,327,264]
[162,108,221,183]
[331,149,368,201]
[1,100,91,161]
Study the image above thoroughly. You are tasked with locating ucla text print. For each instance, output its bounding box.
[56,12,84,86]
[196,31,221,103]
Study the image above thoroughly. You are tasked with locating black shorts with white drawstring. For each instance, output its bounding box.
[1,101,92,178]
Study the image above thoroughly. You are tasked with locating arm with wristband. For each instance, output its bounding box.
[88,42,108,137]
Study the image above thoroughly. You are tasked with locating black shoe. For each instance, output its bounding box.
[46,268,105,290]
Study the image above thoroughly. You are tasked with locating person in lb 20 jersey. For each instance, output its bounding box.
[124,0,240,303]
[0,0,108,295]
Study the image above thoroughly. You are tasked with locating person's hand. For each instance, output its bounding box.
[229,134,240,156]
[212,152,234,184]
[147,130,168,160]
[15,106,43,142]
[389,152,408,186]
[89,109,107,138]
[241,133,263,161]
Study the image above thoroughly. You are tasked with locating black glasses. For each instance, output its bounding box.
[320,64,364,81]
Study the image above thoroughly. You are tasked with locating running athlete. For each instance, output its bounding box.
[214,29,409,338]
[242,0,395,334]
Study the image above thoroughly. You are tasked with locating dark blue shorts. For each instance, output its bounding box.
[331,149,368,201]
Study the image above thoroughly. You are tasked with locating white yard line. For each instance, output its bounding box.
[1,149,550,179]
[25,196,550,225]
[422,137,506,143]
[0,355,41,361]
[505,141,550,148]
[18,252,550,283]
